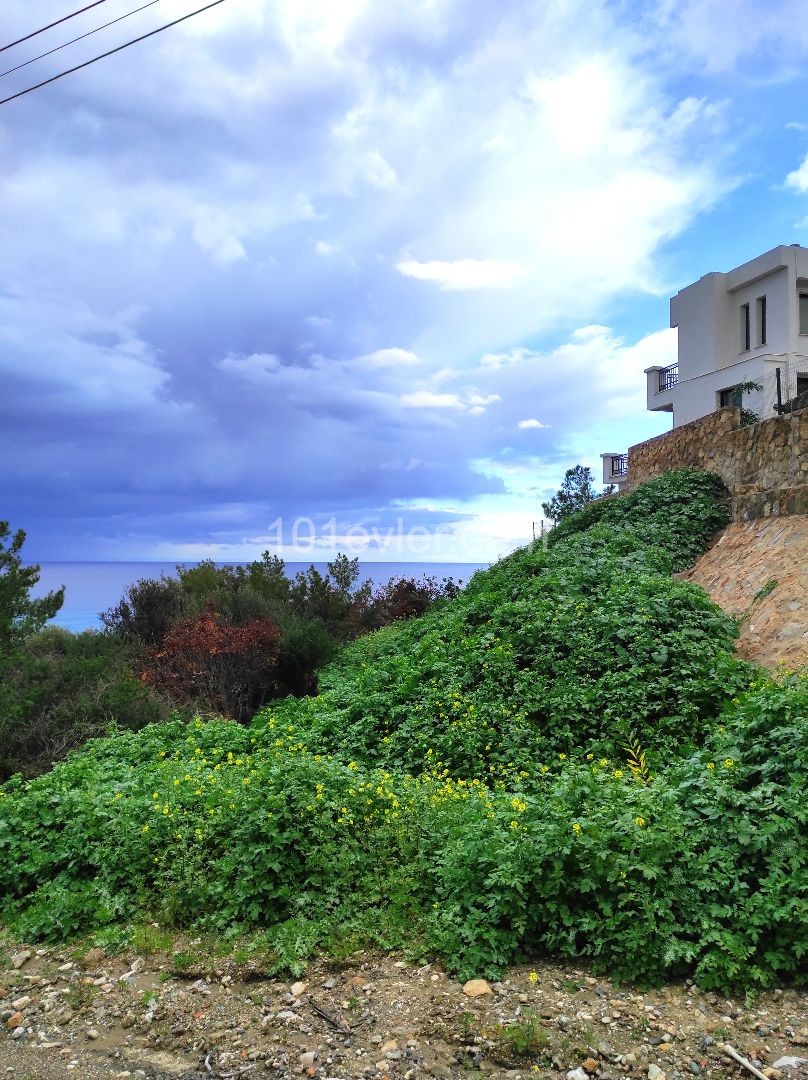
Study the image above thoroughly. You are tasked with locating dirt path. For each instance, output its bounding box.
[680,517,808,670]
[2,941,806,1080]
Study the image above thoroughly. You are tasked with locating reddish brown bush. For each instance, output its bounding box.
[142,610,281,722]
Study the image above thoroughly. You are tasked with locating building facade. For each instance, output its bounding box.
[603,244,808,487]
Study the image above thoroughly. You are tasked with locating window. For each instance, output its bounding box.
[719,386,743,409]
[800,294,808,335]
[798,374,808,397]
[756,295,767,346]
[740,303,751,351]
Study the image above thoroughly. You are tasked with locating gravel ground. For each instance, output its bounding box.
[1,942,806,1080]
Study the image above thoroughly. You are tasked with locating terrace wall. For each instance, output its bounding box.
[627,406,808,519]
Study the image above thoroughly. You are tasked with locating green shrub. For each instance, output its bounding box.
[1,470,804,993]
[0,628,173,780]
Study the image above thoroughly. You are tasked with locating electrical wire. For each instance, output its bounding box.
[0,2,112,54]
[0,0,226,106]
[1,1,162,79]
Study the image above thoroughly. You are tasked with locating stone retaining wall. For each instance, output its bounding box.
[627,406,808,519]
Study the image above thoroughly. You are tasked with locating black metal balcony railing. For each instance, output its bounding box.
[610,454,628,477]
[658,364,678,392]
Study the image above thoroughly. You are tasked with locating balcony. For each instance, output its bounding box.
[601,452,629,486]
[658,364,678,392]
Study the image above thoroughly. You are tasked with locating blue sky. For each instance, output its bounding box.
[4,0,808,562]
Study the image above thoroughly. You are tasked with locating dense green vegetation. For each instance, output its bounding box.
[1,471,805,992]
[1,551,460,778]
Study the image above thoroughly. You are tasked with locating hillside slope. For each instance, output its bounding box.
[681,516,808,670]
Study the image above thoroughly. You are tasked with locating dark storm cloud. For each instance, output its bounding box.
[0,0,725,558]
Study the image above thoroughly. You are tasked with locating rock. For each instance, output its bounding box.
[11,951,32,969]
[290,981,308,998]
[647,1067,666,1080]
[688,1062,701,1075]
[772,1058,807,1070]
[299,1051,317,1067]
[567,1069,589,1080]
[463,979,493,997]
[762,1070,784,1079]
[5,1012,24,1029]
[10,1026,25,1040]
[11,996,31,1010]
[87,1028,99,1040]
[82,948,105,968]
[381,1041,399,1053]
[582,1058,600,1073]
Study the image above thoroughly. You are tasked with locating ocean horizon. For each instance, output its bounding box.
[30,560,487,633]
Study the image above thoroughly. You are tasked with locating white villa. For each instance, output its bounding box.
[602,244,808,487]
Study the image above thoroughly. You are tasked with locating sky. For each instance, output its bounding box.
[4,0,808,563]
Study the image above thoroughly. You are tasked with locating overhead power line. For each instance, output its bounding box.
[0,1,112,54]
[0,0,226,107]
[1,1,162,79]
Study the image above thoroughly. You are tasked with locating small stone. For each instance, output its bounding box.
[567,1069,589,1080]
[762,1070,784,1079]
[462,979,493,997]
[299,1051,317,1067]
[86,1028,99,1040]
[772,1059,807,1070]
[10,1027,25,1040]
[5,1012,23,1029]
[11,951,32,970]
[58,962,74,972]
[647,1067,665,1080]
[582,1058,600,1073]
[381,1041,399,1053]
[290,981,308,998]
[688,1062,701,1075]
[11,996,31,1011]
[82,948,105,968]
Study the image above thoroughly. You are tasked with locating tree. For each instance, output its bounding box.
[0,522,63,655]
[141,610,281,722]
[541,465,599,525]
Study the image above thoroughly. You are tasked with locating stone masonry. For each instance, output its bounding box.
[627,405,808,520]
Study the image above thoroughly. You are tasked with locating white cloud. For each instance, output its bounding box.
[786,152,808,193]
[314,239,339,256]
[400,389,501,414]
[517,418,549,429]
[396,258,525,291]
[216,352,282,383]
[193,209,247,263]
[400,391,464,409]
[355,347,421,367]
[363,150,399,190]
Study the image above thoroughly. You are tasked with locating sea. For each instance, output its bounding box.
[30,562,487,633]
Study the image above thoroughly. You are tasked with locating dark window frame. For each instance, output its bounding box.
[756,295,767,346]
[740,302,751,351]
